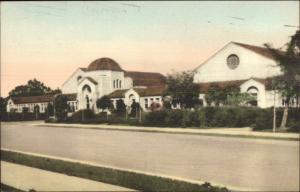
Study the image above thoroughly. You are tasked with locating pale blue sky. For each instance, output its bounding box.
[1,1,299,96]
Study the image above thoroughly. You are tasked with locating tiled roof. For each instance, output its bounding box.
[63,93,77,101]
[108,86,166,98]
[108,89,128,98]
[233,42,285,60]
[10,94,55,104]
[198,77,274,93]
[134,86,166,97]
[87,58,123,72]
[125,71,166,87]
[10,93,77,104]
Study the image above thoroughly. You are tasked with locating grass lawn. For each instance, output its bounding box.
[1,150,229,192]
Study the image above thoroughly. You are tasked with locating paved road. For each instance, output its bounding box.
[1,124,299,191]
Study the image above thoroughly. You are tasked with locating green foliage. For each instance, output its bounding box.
[141,110,168,126]
[205,85,226,106]
[130,100,141,117]
[96,96,113,111]
[1,112,47,121]
[165,110,184,127]
[205,85,254,106]
[143,107,265,128]
[8,78,60,97]
[54,94,69,122]
[253,107,300,131]
[163,101,172,109]
[70,109,96,123]
[2,150,230,192]
[165,71,200,108]
[0,97,6,113]
[115,99,126,115]
[46,103,54,117]
[264,31,300,128]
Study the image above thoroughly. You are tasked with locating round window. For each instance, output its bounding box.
[227,54,239,69]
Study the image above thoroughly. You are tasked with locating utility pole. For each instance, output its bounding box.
[273,91,276,133]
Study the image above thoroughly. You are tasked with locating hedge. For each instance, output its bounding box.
[0,112,47,121]
[45,107,300,132]
[143,107,300,132]
[143,107,263,128]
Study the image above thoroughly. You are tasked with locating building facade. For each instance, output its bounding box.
[193,42,299,108]
[61,57,166,112]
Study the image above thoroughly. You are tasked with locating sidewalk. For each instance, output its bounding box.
[33,122,300,141]
[1,161,135,191]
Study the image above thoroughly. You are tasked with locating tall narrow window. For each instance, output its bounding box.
[119,80,121,88]
[113,80,116,88]
[86,95,90,109]
[145,98,148,108]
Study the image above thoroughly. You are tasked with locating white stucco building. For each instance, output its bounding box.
[193,41,299,108]
[61,57,166,112]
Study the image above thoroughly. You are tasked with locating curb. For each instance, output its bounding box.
[1,148,251,192]
[37,123,300,141]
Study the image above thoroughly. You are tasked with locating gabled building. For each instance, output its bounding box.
[6,93,77,113]
[193,42,299,108]
[61,57,166,112]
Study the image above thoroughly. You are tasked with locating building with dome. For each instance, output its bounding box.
[6,57,166,114]
[61,57,166,112]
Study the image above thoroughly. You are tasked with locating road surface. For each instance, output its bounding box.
[1,123,299,191]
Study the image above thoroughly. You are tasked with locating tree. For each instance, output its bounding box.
[116,99,126,115]
[54,94,69,121]
[264,30,300,128]
[46,103,54,117]
[96,96,113,112]
[205,85,254,106]
[8,78,59,97]
[130,100,141,117]
[0,97,6,113]
[205,85,224,106]
[165,71,200,109]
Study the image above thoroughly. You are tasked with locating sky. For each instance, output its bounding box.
[1,1,299,97]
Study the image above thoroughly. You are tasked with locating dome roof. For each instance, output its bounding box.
[87,57,123,72]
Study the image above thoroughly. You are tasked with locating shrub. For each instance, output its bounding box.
[184,110,201,127]
[70,109,96,123]
[287,121,300,133]
[1,112,46,121]
[165,110,184,127]
[143,110,168,127]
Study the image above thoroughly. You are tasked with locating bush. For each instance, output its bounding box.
[253,110,273,131]
[143,107,290,129]
[70,109,96,123]
[0,112,46,121]
[143,110,168,127]
[165,110,184,127]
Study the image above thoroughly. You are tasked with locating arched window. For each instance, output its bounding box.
[247,86,259,97]
[113,80,116,88]
[247,86,259,106]
[82,84,91,92]
[77,76,82,82]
